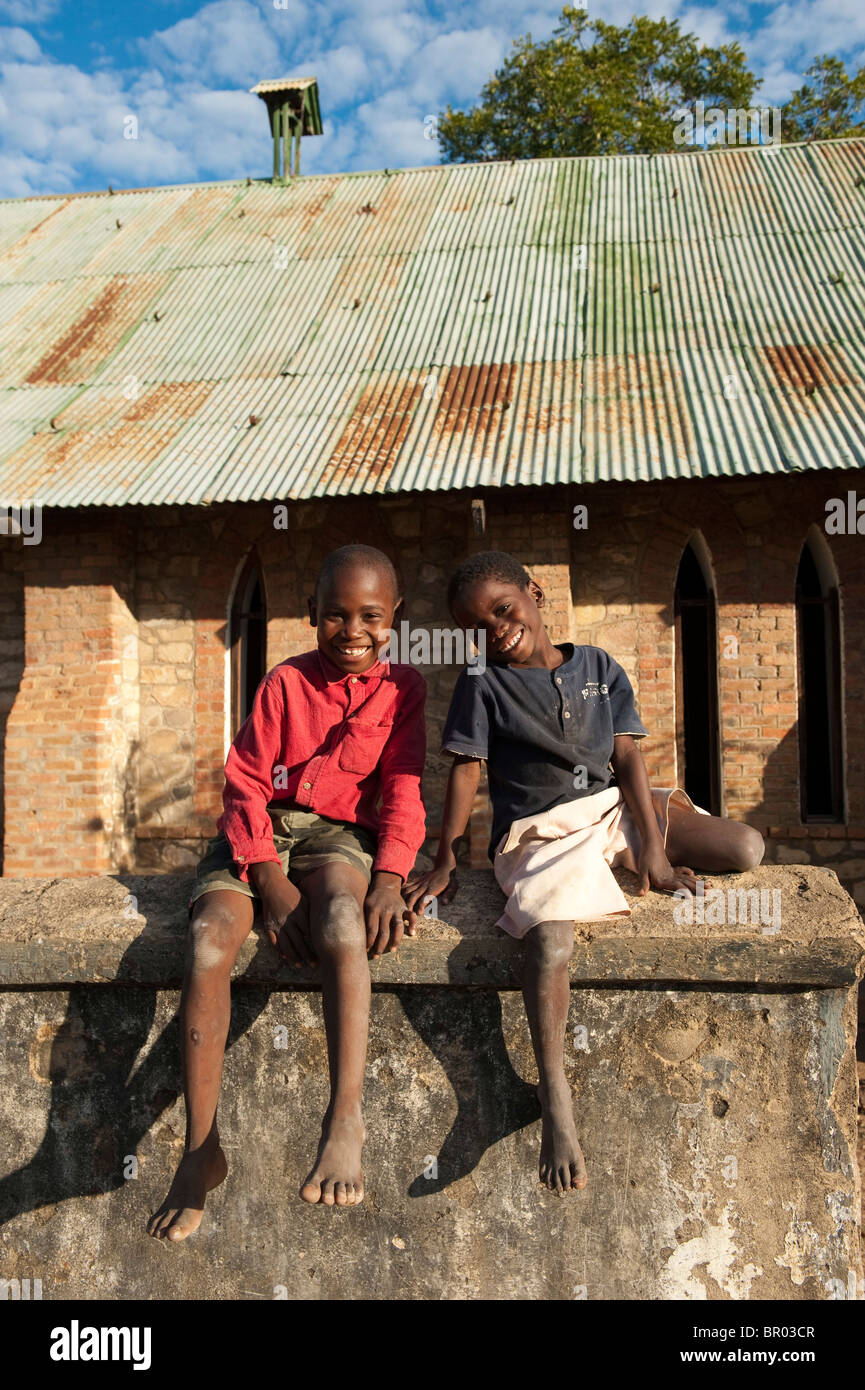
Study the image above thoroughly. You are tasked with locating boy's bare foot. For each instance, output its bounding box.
[146,1137,228,1241]
[537,1080,587,1193]
[300,1107,365,1207]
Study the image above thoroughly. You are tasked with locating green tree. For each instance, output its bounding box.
[781,56,865,142]
[437,7,759,161]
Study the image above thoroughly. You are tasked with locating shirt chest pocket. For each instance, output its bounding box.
[337,719,394,775]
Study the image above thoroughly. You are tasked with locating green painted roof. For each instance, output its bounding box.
[0,139,863,508]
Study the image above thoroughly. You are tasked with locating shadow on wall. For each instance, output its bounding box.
[0,882,544,1223]
[747,721,862,911]
[740,721,864,1060]
[0,892,271,1226]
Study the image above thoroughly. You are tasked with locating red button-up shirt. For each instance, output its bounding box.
[218,648,427,883]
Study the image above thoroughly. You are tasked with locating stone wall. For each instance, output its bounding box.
[0,865,861,1301]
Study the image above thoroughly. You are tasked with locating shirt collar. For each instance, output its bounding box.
[315,646,391,684]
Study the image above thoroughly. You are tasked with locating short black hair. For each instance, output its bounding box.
[314,544,400,606]
[447,550,531,611]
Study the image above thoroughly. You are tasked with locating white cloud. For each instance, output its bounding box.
[404,27,507,105]
[0,0,58,22]
[141,0,289,86]
[0,23,42,59]
[741,0,865,70]
[304,43,372,108]
[1,0,864,198]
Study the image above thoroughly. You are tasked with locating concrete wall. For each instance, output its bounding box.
[0,865,862,1301]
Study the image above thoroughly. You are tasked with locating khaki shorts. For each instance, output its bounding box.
[188,806,377,913]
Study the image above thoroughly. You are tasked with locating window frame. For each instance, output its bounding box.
[229,551,267,738]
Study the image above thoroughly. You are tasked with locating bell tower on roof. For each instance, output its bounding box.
[249,76,323,181]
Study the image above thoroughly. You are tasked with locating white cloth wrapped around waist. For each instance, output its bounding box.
[492,785,707,938]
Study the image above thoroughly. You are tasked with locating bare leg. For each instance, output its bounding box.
[298,863,370,1208]
[147,890,255,1241]
[522,921,587,1193]
[665,803,765,874]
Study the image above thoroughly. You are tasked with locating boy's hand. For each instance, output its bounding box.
[404,856,458,916]
[365,871,413,959]
[637,842,699,898]
[252,863,315,968]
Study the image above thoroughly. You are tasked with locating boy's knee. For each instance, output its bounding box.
[732,826,765,872]
[527,922,574,971]
[314,891,364,953]
[187,906,241,972]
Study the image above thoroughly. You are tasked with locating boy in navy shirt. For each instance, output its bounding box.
[405,551,763,1194]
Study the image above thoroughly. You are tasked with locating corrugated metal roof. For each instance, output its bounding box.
[249,77,318,95]
[0,139,863,508]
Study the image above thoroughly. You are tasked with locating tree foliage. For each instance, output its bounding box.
[781,56,865,142]
[437,7,759,161]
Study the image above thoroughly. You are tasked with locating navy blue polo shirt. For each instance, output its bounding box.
[441,643,648,860]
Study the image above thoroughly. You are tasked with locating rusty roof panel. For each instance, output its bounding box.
[0,139,863,506]
[0,198,70,261]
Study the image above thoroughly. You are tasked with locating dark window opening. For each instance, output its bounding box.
[674,542,721,815]
[230,554,267,736]
[796,541,843,821]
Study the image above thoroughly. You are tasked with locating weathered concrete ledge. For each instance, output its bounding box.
[0,864,862,989]
[0,864,862,1301]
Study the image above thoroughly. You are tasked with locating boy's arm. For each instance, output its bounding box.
[403,755,481,913]
[611,735,696,896]
[611,735,664,853]
[371,673,427,882]
[220,676,284,881]
[363,674,427,957]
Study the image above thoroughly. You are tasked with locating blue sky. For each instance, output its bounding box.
[0,0,863,197]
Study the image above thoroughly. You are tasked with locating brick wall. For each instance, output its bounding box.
[0,471,862,916]
[3,520,139,876]
[0,552,24,870]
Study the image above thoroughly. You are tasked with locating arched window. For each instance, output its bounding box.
[229,551,267,736]
[795,532,843,821]
[674,537,721,815]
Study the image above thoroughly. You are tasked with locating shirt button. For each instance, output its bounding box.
[350,677,357,684]
[556,678,562,685]
[302,781,311,789]
[563,711,571,719]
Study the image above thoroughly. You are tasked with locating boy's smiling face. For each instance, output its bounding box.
[450,575,551,668]
[309,563,401,674]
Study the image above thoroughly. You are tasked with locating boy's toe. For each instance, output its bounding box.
[570,1159,587,1190]
[300,1176,323,1204]
[334,1182,349,1206]
[150,1209,174,1237]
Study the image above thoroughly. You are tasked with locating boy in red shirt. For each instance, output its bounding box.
[148,545,426,1240]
